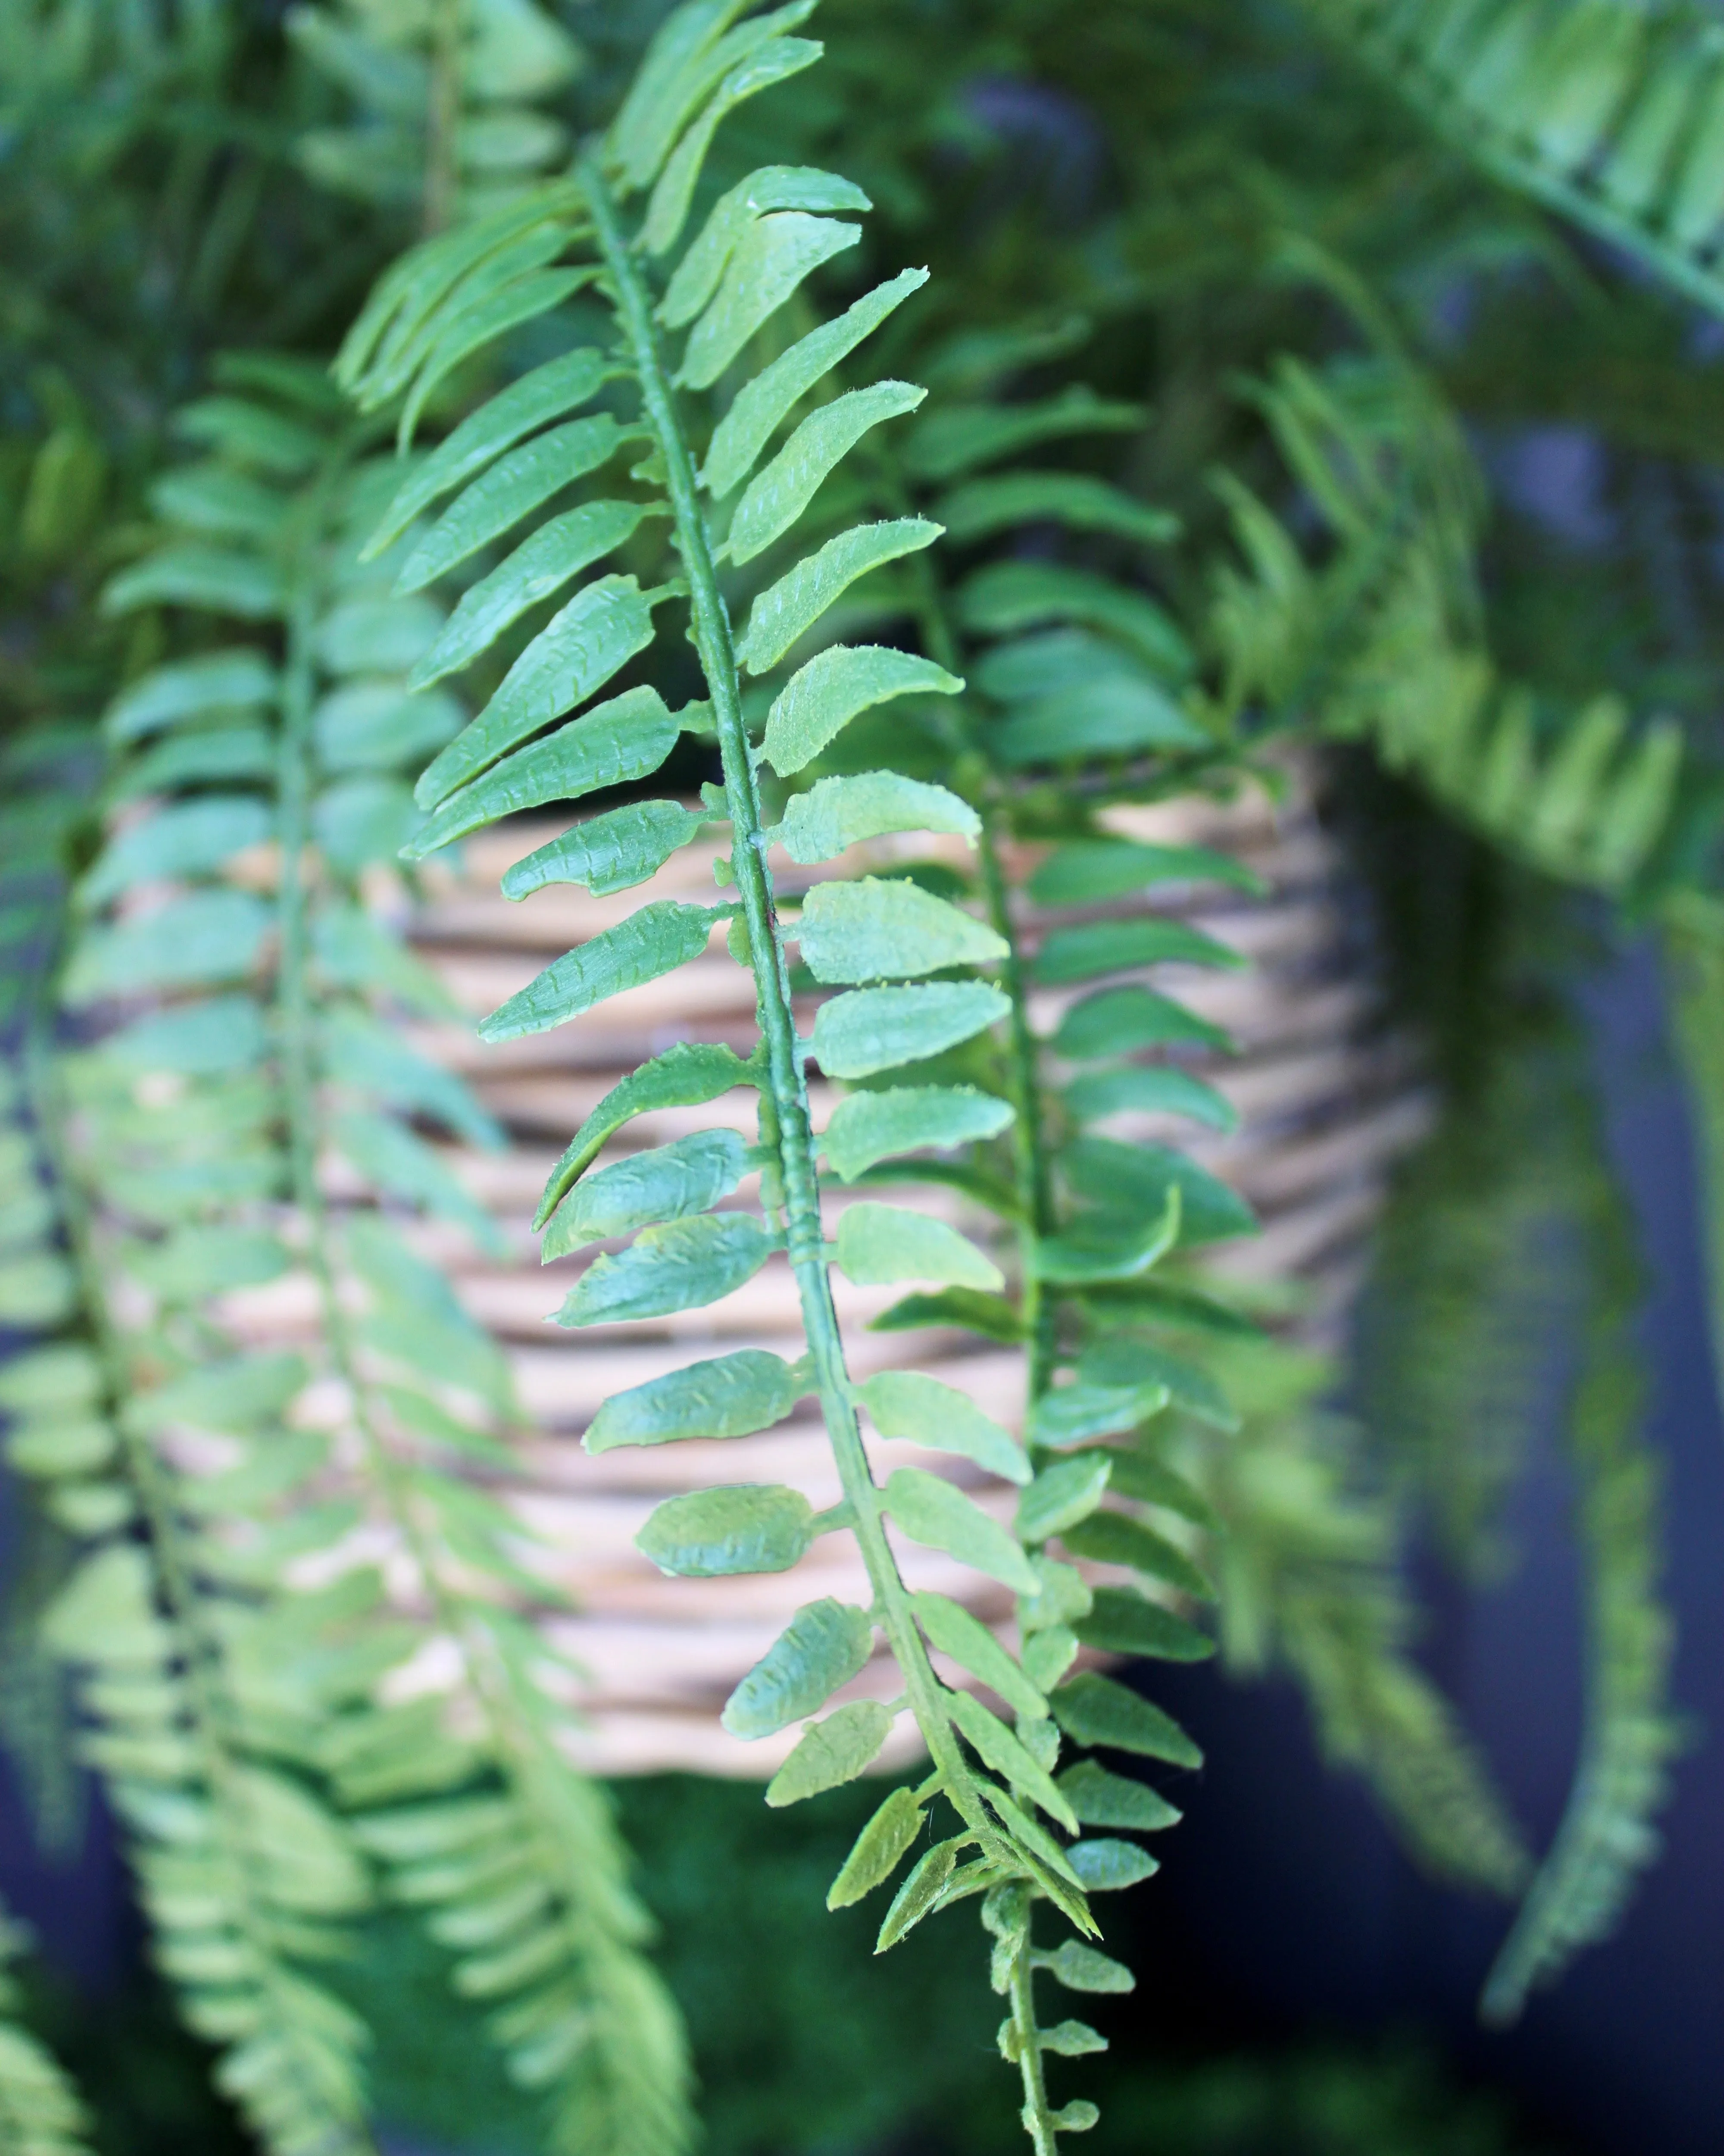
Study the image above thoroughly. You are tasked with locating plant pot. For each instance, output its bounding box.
[361,761,1428,1775]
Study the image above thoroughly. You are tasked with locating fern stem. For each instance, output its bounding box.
[978,821,1057,1398]
[422,0,463,235]
[583,154,995,1845]
[902,546,1056,1397]
[901,553,1060,2145]
[1007,1947,1058,2156]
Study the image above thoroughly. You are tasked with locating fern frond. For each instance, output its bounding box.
[34,352,690,2156]
[1201,1336,1530,1897]
[1211,338,1690,1996]
[1663,893,1724,1420]
[1354,1048,1582,1573]
[328,8,1425,2138]
[1301,0,1724,324]
[0,1906,97,2156]
[1480,1142,1682,2023]
[289,0,584,231]
[6,1035,378,2156]
[1212,349,1699,901]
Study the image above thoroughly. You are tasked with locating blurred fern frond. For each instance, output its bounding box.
[1211,348,1707,905]
[2,353,693,2156]
[1199,1336,1531,1897]
[1301,0,1724,324]
[0,1906,97,2156]
[1479,1100,1683,2025]
[289,0,585,231]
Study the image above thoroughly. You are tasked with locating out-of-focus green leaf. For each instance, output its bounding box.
[763,642,961,780]
[797,878,1006,984]
[836,1203,1002,1289]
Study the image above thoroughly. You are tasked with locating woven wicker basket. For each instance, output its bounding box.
[328,765,1426,1778]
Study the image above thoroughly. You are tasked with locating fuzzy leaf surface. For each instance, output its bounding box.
[503,799,705,900]
[727,381,925,564]
[702,267,928,497]
[480,901,718,1042]
[882,1467,1037,1592]
[1051,1672,1202,1769]
[363,346,617,557]
[721,1598,873,1738]
[949,1690,1077,1832]
[836,1203,1002,1290]
[911,1590,1046,1720]
[636,1483,814,1577]
[397,415,646,596]
[762,645,962,775]
[766,1700,894,1806]
[738,521,943,675]
[534,1040,757,1225]
[856,1370,1028,1483]
[413,499,665,683]
[678,211,859,388]
[875,1838,959,1952]
[585,1349,802,1451]
[661,163,871,326]
[1017,1454,1114,1545]
[1067,1839,1158,1892]
[771,773,978,862]
[543,1128,751,1255]
[825,1084,1011,1179]
[415,577,659,809]
[1038,1940,1137,1994]
[1056,1758,1182,1832]
[810,982,1008,1079]
[555,1211,776,1326]
[797,877,1005,984]
[826,1786,924,1908]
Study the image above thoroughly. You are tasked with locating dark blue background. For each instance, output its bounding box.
[1137,939,1723,2156]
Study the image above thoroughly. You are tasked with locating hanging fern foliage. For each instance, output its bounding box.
[1301,0,1724,326]
[328,0,1549,2131]
[289,0,586,231]
[1210,345,1699,904]
[3,351,692,2156]
[0,1904,96,2156]
[1206,305,1694,2017]
[1479,1074,1682,2025]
